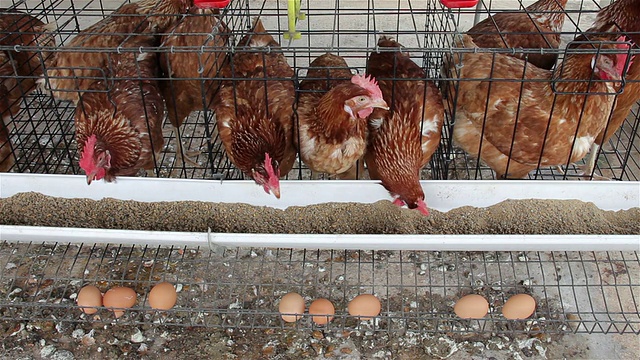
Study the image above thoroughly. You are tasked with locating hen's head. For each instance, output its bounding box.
[590,36,634,81]
[408,199,429,216]
[387,183,429,216]
[251,152,281,199]
[343,74,389,119]
[79,134,111,185]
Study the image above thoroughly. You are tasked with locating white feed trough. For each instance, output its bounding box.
[0,173,638,252]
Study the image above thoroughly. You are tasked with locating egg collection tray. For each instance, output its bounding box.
[0,241,638,335]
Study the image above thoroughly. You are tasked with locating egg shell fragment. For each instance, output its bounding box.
[103,286,137,318]
[309,298,335,325]
[278,292,305,322]
[502,294,536,319]
[348,294,381,319]
[148,282,177,310]
[77,285,102,315]
[454,294,489,319]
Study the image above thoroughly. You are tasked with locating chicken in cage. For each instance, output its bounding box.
[0,9,54,172]
[443,0,639,181]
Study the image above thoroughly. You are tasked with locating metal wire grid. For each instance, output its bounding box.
[441,0,640,180]
[2,0,636,181]
[0,242,637,335]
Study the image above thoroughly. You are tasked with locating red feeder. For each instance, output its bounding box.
[439,0,479,8]
[194,0,231,9]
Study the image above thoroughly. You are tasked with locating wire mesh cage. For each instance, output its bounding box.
[0,0,639,346]
[0,242,638,336]
[2,0,637,182]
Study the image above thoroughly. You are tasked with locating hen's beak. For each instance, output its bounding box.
[261,181,281,199]
[400,198,430,216]
[371,98,389,110]
[86,171,97,185]
[416,200,430,216]
[271,186,281,199]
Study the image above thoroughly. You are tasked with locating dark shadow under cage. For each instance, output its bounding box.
[2,0,637,183]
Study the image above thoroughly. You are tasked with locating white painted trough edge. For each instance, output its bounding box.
[1,173,639,251]
[0,226,638,251]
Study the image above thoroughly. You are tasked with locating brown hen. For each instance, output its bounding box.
[46,0,191,103]
[467,0,568,70]
[365,36,444,215]
[573,0,640,178]
[76,34,164,184]
[0,10,54,172]
[159,7,230,166]
[211,18,295,199]
[449,34,633,179]
[0,51,18,172]
[295,53,388,180]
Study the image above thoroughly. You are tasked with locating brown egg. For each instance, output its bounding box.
[454,294,489,319]
[348,294,381,319]
[103,286,137,318]
[502,294,536,320]
[148,282,177,310]
[309,298,335,325]
[77,285,102,315]
[278,292,305,322]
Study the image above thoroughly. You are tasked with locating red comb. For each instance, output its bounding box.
[615,36,633,77]
[352,74,383,100]
[79,134,97,173]
[264,152,275,177]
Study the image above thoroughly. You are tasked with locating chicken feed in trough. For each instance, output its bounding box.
[0,0,639,357]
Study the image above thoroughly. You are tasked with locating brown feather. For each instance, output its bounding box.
[0,51,18,172]
[597,59,640,146]
[0,11,53,89]
[449,34,622,178]
[1,11,55,172]
[212,19,296,183]
[75,34,164,181]
[467,0,568,70]
[581,0,640,146]
[365,36,444,208]
[47,0,190,103]
[295,53,370,177]
[159,7,230,129]
[593,0,640,46]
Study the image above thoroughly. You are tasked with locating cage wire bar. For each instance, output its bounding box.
[0,0,639,336]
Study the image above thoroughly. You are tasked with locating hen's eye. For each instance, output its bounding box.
[358,97,367,102]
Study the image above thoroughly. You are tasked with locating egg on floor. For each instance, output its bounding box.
[148,282,177,310]
[309,298,335,325]
[502,293,536,320]
[103,286,137,318]
[348,294,381,319]
[76,285,102,315]
[278,292,305,322]
[454,294,489,319]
